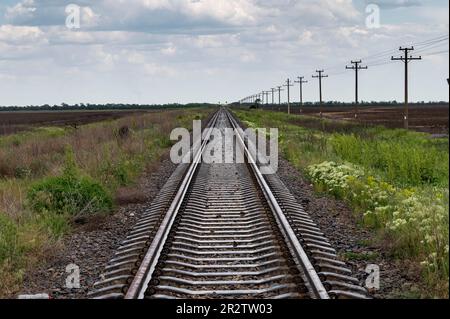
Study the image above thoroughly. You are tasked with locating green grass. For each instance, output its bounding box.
[329,130,448,187]
[235,109,449,298]
[0,127,66,148]
[0,214,21,266]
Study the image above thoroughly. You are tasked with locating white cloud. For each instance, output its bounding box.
[0,0,448,105]
[161,44,177,56]
[5,0,36,22]
[143,62,177,77]
[0,24,45,44]
[293,0,361,25]
[368,0,423,9]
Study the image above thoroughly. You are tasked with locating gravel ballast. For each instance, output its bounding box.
[17,155,423,299]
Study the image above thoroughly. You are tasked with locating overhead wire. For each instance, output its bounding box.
[241,33,449,100]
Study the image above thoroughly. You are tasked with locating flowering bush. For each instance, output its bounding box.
[307,161,449,287]
[387,188,449,279]
[307,161,363,197]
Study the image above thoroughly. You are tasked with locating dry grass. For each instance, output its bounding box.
[0,107,214,297]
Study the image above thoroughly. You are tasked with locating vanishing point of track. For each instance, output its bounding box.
[89,108,369,300]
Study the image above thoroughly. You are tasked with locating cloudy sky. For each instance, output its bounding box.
[0,0,448,106]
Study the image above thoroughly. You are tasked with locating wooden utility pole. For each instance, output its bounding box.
[312,70,328,118]
[284,79,294,115]
[392,47,422,130]
[277,86,284,106]
[271,88,275,106]
[294,76,308,113]
[263,91,270,106]
[346,60,368,119]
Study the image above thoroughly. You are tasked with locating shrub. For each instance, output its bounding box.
[386,189,449,277]
[27,174,113,217]
[27,149,113,217]
[307,161,363,197]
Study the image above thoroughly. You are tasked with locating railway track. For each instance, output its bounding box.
[89,108,369,300]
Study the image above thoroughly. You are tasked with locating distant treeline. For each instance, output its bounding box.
[1,101,448,112]
[0,103,216,112]
[235,101,449,107]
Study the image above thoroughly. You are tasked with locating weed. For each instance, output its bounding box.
[37,212,70,239]
[0,214,20,265]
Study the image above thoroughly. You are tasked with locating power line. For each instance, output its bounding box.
[237,34,448,108]
[414,41,449,55]
[363,35,448,61]
[321,34,448,76]
[422,50,449,57]
[413,34,449,46]
[367,60,397,67]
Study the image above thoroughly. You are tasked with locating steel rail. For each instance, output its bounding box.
[124,110,221,299]
[124,107,329,299]
[225,109,330,299]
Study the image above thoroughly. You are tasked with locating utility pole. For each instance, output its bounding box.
[312,70,328,118]
[294,76,308,113]
[392,47,422,130]
[346,60,368,119]
[271,88,275,104]
[284,79,294,115]
[263,91,270,106]
[277,86,284,106]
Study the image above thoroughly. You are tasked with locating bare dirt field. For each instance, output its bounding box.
[262,104,449,135]
[0,110,150,135]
